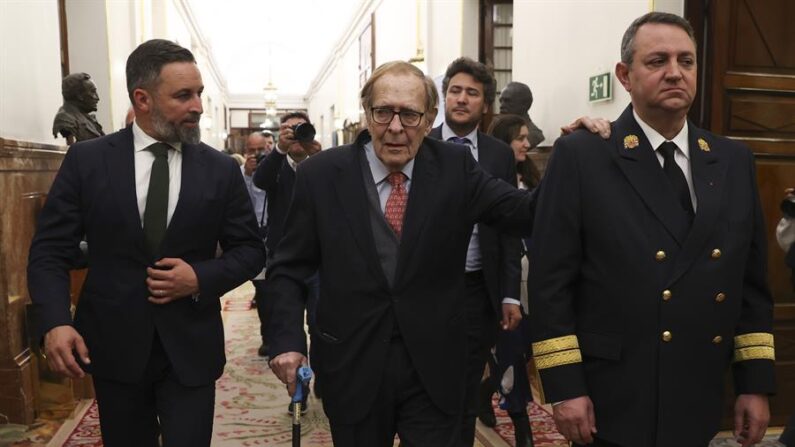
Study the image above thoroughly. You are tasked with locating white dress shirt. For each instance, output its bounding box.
[274,143,306,172]
[132,121,182,227]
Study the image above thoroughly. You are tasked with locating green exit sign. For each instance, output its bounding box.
[589,72,612,102]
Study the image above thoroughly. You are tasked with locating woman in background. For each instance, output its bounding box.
[479,114,541,447]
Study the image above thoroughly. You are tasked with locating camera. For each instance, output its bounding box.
[782,194,795,218]
[291,122,316,142]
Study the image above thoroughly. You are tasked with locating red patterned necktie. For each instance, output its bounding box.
[384,172,407,238]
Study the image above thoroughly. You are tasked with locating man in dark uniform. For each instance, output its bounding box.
[528,12,775,447]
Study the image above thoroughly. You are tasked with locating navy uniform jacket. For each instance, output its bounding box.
[428,126,521,315]
[266,131,534,424]
[529,106,775,447]
[27,127,266,386]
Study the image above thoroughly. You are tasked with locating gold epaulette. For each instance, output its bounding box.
[532,335,582,370]
[733,332,775,362]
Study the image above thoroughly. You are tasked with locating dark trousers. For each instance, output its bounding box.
[329,338,459,447]
[253,279,268,342]
[487,315,532,413]
[459,270,497,447]
[573,439,623,447]
[92,334,215,447]
[781,411,795,445]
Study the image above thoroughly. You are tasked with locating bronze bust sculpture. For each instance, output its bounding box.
[52,73,104,144]
[499,81,545,148]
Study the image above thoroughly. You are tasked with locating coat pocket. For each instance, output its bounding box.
[578,331,622,361]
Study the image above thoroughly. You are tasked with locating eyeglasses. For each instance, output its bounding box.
[370,107,425,128]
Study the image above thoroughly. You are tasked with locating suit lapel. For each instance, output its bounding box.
[612,106,690,245]
[428,125,443,141]
[395,139,439,282]
[669,127,727,285]
[476,131,496,172]
[104,128,148,262]
[333,146,390,286]
[164,143,204,244]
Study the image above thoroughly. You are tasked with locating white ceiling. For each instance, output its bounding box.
[189,0,363,103]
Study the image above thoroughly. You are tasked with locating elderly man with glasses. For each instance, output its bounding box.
[265,60,537,446]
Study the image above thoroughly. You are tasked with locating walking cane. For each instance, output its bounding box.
[292,365,313,447]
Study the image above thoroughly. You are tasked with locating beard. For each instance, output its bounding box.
[151,103,201,145]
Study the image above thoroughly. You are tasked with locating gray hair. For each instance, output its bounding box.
[360,61,438,114]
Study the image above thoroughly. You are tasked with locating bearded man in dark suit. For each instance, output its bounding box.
[28,39,265,447]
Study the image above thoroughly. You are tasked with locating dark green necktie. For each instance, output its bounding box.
[143,143,171,256]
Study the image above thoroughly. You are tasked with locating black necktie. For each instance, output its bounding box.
[658,141,694,220]
[143,143,171,255]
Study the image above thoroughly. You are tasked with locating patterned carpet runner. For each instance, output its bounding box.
[24,282,784,447]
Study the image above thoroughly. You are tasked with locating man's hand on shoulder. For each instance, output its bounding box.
[552,395,597,445]
[733,394,770,447]
[269,352,307,396]
[44,325,90,378]
[146,258,200,304]
[561,116,611,139]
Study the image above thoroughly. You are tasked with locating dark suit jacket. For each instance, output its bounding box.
[266,131,534,423]
[252,150,295,256]
[28,127,266,387]
[528,105,775,447]
[429,126,521,315]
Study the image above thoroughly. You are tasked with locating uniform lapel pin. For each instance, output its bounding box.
[624,134,639,150]
[698,138,711,152]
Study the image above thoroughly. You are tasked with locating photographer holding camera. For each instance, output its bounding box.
[253,111,322,413]
[777,188,795,446]
[241,131,274,357]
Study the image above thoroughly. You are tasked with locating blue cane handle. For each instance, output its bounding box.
[292,366,313,403]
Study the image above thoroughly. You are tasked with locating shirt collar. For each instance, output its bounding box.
[132,120,182,153]
[286,153,300,171]
[441,123,478,149]
[363,141,415,185]
[633,109,689,159]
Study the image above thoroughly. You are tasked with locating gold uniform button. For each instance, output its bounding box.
[655,250,667,261]
[711,249,722,259]
[662,290,672,301]
[715,292,726,303]
[662,331,672,342]
[712,336,723,344]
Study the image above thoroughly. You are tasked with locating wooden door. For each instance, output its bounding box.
[689,0,795,427]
